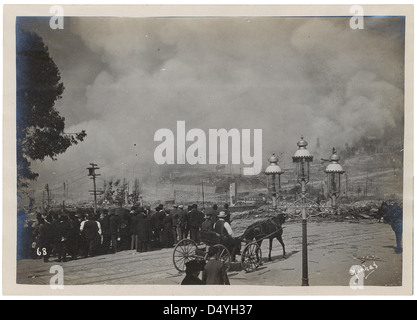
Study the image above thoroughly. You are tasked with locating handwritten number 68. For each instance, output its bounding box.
[36,247,48,256]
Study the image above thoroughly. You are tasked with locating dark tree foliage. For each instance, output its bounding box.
[16,27,86,189]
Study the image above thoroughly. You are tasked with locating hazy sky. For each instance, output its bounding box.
[17,16,405,195]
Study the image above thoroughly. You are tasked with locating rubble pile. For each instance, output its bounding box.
[231,200,387,222]
[338,200,381,220]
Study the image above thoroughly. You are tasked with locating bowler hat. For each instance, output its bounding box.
[218,211,227,218]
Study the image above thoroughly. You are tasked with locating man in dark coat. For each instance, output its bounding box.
[137,207,152,253]
[151,205,166,247]
[80,214,102,258]
[51,212,61,258]
[201,214,214,232]
[22,220,35,259]
[161,209,174,248]
[202,246,230,285]
[204,204,219,225]
[117,208,131,252]
[130,208,139,250]
[108,209,120,254]
[189,204,204,244]
[181,260,205,285]
[223,204,231,224]
[171,205,180,244]
[214,211,241,262]
[98,210,110,255]
[68,215,80,260]
[37,215,55,263]
[55,215,73,262]
[177,205,189,240]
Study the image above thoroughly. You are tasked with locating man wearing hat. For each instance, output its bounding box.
[170,204,180,244]
[201,213,214,232]
[214,212,241,262]
[136,207,152,253]
[204,204,219,225]
[202,246,230,285]
[80,214,102,258]
[152,204,166,247]
[130,207,139,250]
[181,260,205,285]
[177,205,189,240]
[189,204,204,244]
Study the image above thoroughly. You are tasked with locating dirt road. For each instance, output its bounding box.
[17,219,402,289]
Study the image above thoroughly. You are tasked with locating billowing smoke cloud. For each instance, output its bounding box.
[29,16,404,192]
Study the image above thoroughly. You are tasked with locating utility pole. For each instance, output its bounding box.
[63,182,66,212]
[45,184,51,209]
[42,190,45,212]
[201,181,205,208]
[87,163,100,214]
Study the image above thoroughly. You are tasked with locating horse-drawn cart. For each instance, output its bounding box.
[172,230,263,273]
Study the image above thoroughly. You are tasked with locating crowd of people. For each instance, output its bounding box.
[18,202,233,263]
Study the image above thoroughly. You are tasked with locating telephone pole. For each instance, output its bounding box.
[45,184,51,209]
[201,181,205,208]
[63,182,66,212]
[87,163,101,214]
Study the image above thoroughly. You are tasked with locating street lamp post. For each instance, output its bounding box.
[292,136,314,286]
[265,152,283,210]
[323,148,345,212]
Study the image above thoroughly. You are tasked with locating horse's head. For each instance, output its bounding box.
[377,201,394,223]
[273,213,287,225]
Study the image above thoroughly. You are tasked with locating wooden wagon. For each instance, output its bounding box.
[172,230,262,273]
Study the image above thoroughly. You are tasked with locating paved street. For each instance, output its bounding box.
[17,219,402,288]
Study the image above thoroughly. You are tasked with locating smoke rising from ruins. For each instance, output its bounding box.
[23,16,404,186]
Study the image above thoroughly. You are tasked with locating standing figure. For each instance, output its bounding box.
[201,213,214,232]
[69,215,80,260]
[189,204,204,244]
[214,211,241,262]
[161,209,174,248]
[202,246,230,285]
[177,205,189,240]
[118,208,131,251]
[55,215,72,262]
[171,205,180,244]
[108,209,120,254]
[130,208,139,250]
[223,203,231,224]
[99,210,110,255]
[181,260,205,285]
[205,204,219,225]
[137,207,152,253]
[37,215,55,263]
[80,214,102,258]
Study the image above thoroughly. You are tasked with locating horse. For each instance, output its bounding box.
[241,214,287,261]
[376,201,403,253]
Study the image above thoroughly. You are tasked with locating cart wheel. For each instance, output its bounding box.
[213,244,231,272]
[173,239,198,273]
[241,242,262,272]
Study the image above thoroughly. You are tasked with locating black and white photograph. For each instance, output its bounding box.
[3,4,414,296]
